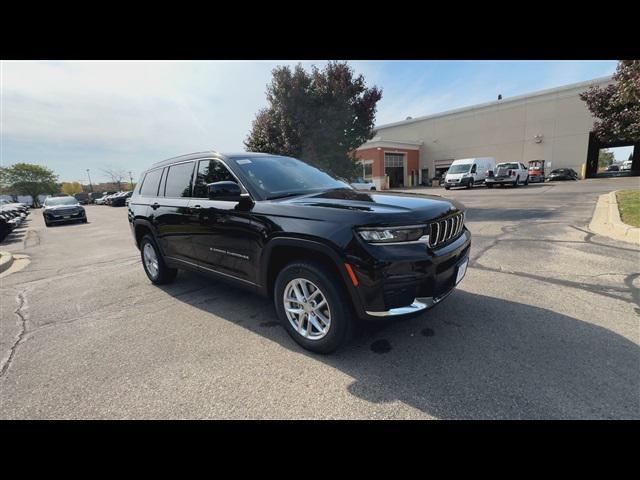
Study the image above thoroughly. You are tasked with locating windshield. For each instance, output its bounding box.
[448,164,472,174]
[44,197,78,206]
[232,155,350,199]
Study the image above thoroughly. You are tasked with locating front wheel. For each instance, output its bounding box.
[274,261,354,354]
[140,234,177,285]
[524,175,529,186]
[467,180,474,189]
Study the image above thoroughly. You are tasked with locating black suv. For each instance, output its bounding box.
[128,152,471,353]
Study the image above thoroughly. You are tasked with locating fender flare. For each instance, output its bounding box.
[258,236,359,303]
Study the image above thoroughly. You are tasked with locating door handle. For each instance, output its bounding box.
[151,202,160,210]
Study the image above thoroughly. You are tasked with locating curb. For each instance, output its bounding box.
[0,251,14,273]
[589,190,640,245]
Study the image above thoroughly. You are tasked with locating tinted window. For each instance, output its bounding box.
[139,168,163,197]
[193,159,237,198]
[164,162,195,198]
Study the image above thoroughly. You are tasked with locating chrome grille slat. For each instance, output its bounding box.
[428,212,464,249]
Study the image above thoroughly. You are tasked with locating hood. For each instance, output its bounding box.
[256,188,462,226]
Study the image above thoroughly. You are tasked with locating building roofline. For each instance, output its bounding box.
[374,75,614,130]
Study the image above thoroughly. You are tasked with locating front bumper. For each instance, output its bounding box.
[348,228,471,319]
[444,177,473,187]
[44,210,85,222]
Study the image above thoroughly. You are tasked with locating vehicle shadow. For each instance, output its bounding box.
[159,269,640,419]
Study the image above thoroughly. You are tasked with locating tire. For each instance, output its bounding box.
[487,184,493,189]
[524,175,529,186]
[467,180,473,189]
[371,187,376,191]
[44,219,51,227]
[513,176,519,187]
[274,261,354,354]
[444,186,450,190]
[140,234,177,285]
[82,218,88,223]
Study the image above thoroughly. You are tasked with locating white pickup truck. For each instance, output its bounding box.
[485,162,529,188]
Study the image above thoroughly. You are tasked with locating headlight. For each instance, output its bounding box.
[357,225,428,244]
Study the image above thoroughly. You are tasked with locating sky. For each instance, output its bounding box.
[0,60,624,182]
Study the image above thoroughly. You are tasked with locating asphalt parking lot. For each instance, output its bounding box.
[1,178,639,419]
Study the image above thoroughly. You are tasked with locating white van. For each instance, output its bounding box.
[444,157,495,190]
[621,159,633,171]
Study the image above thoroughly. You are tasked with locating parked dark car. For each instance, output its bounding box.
[605,164,620,172]
[111,191,133,207]
[0,205,26,240]
[547,168,578,181]
[128,152,471,353]
[42,196,87,226]
[74,192,90,205]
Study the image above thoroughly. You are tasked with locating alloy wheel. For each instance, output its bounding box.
[143,242,159,279]
[283,278,331,340]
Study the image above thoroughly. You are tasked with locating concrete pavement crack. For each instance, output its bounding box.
[0,290,28,379]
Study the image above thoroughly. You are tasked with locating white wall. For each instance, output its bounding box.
[370,77,613,178]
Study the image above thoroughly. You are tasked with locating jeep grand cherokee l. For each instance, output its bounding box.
[128,152,471,353]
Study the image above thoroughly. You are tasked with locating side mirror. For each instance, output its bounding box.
[208,181,241,201]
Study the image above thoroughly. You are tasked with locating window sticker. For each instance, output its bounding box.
[237,159,252,165]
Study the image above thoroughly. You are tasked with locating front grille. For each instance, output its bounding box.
[52,207,78,216]
[428,212,464,248]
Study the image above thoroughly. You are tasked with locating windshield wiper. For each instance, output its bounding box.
[267,192,309,200]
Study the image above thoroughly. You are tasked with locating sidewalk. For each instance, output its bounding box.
[589,190,640,245]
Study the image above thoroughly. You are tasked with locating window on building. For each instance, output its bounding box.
[384,153,404,167]
[164,162,195,198]
[193,159,237,198]
[362,162,373,180]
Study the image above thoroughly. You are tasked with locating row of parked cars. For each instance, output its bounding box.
[93,191,133,206]
[0,199,30,241]
[442,157,579,190]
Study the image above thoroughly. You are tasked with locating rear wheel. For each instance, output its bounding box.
[274,261,354,354]
[140,234,177,285]
[513,176,520,187]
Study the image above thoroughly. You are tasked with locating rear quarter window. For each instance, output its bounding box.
[139,168,163,197]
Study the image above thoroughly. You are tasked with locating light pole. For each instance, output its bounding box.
[129,171,134,190]
[86,169,93,193]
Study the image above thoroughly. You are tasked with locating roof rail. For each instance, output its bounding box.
[151,150,221,167]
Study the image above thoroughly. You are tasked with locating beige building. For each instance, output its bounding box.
[356,76,617,188]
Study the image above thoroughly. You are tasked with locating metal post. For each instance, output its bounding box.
[86,169,93,192]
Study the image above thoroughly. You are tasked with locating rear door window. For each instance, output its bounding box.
[164,162,195,198]
[139,168,163,197]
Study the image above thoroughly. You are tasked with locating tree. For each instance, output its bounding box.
[101,167,128,190]
[598,149,615,169]
[580,60,640,143]
[245,62,382,179]
[0,163,59,207]
[60,181,84,195]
